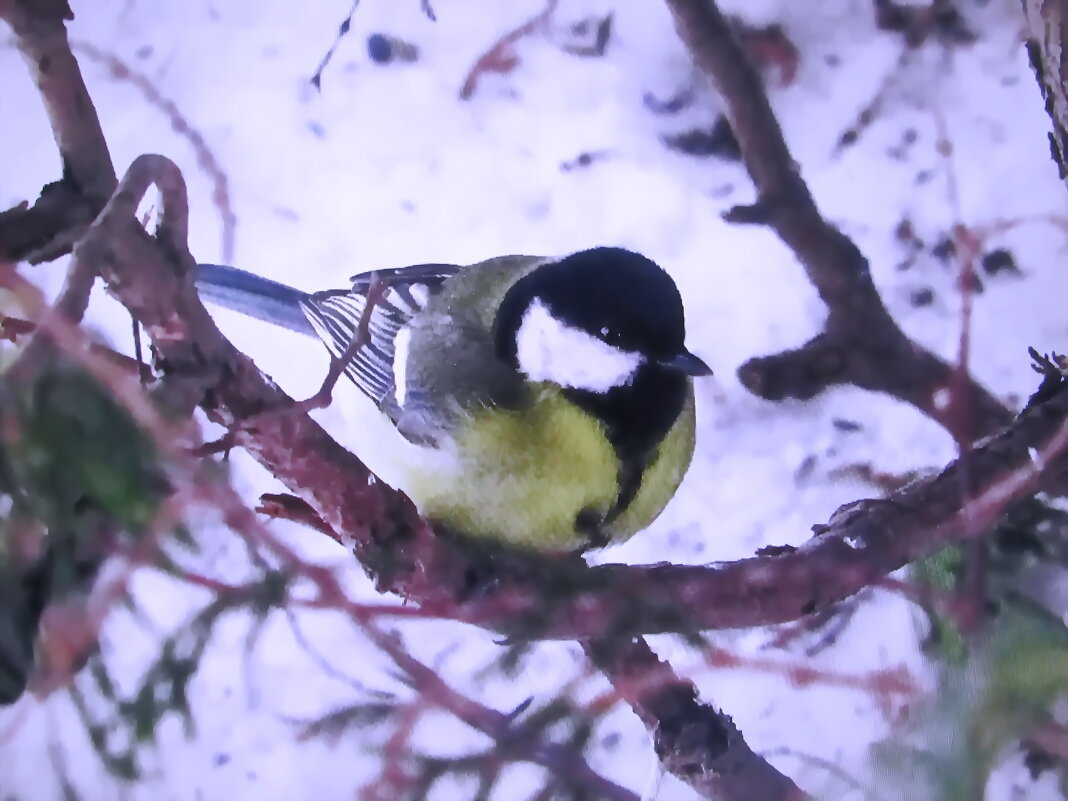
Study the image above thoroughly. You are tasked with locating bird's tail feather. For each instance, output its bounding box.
[195,263,316,336]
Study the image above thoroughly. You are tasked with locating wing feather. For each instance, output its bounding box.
[298,263,460,408]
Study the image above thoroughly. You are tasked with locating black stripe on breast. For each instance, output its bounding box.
[564,364,686,542]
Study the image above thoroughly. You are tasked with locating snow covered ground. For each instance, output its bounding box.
[2,0,1067,798]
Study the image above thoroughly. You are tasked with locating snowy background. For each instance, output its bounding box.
[2,0,1067,798]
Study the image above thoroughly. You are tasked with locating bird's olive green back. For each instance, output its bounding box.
[428,255,547,328]
[392,256,548,437]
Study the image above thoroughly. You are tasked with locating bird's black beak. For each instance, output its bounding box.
[658,349,713,376]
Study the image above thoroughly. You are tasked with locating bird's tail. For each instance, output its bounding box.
[195,263,317,336]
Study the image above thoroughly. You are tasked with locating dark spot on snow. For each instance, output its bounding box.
[642,86,695,115]
[909,287,934,307]
[662,117,740,160]
[367,33,419,65]
[894,218,920,246]
[367,33,392,63]
[832,418,862,432]
[794,454,817,483]
[560,151,610,172]
[931,235,955,262]
[561,14,613,58]
[980,247,1021,277]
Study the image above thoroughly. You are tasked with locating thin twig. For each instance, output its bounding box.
[257,493,342,543]
[459,0,558,100]
[310,0,361,91]
[298,273,387,411]
[370,624,638,801]
[934,108,989,632]
[5,257,98,384]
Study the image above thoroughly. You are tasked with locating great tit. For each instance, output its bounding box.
[195,247,710,552]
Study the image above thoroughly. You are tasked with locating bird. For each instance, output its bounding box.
[195,247,711,552]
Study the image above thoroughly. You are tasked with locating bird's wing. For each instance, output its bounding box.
[298,263,461,408]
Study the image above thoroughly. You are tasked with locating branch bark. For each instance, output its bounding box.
[586,637,805,801]
[1023,0,1068,185]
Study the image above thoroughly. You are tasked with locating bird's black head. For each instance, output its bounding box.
[494,247,710,392]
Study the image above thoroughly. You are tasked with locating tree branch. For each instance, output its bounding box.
[75,157,1068,646]
[454,385,1068,638]
[586,636,806,801]
[664,0,1013,442]
[0,0,116,263]
[1022,0,1068,187]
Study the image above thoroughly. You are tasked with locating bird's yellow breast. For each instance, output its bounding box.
[405,384,697,551]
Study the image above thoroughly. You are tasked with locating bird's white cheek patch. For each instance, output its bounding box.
[393,327,412,406]
[515,299,641,392]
